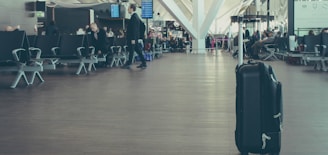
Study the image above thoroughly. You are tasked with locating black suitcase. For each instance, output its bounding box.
[235,61,283,155]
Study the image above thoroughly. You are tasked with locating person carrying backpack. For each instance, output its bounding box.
[138,18,146,52]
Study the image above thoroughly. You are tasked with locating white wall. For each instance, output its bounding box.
[295,0,328,31]
[0,1,37,35]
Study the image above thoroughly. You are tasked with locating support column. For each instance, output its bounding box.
[200,0,225,37]
[288,0,294,35]
[228,23,232,52]
[160,0,224,54]
[193,0,204,30]
[192,0,205,54]
[238,16,244,66]
[159,0,196,38]
[192,38,206,54]
[255,0,261,38]
[267,0,270,31]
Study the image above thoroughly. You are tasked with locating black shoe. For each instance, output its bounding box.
[136,64,147,68]
[121,65,130,69]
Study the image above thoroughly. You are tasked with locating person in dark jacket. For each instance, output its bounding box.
[138,20,146,53]
[251,31,275,59]
[45,20,59,36]
[122,3,147,69]
[90,23,109,65]
[206,35,211,51]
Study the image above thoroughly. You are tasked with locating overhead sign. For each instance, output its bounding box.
[141,0,153,19]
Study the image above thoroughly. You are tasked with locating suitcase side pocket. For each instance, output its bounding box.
[261,132,281,153]
[269,67,283,132]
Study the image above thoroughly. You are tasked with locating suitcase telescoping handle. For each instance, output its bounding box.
[269,65,283,128]
[237,16,244,66]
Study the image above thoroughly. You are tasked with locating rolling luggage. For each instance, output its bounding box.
[235,61,283,155]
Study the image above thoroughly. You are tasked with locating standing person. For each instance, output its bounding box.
[107,27,115,47]
[138,20,146,52]
[122,4,147,69]
[45,20,59,36]
[244,28,250,39]
[206,35,211,51]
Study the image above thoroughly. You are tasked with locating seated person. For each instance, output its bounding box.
[90,23,107,55]
[169,37,177,52]
[308,30,315,36]
[90,23,109,66]
[250,31,275,59]
[178,38,185,52]
[45,21,59,36]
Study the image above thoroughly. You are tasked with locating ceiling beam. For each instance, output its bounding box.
[199,0,225,38]
[159,0,196,38]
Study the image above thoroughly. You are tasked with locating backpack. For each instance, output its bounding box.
[139,20,146,39]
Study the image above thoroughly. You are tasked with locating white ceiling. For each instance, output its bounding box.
[46,0,287,34]
[46,0,254,20]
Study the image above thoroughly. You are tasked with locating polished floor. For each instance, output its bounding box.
[0,51,328,155]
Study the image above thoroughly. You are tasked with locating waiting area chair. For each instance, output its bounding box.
[0,31,43,88]
[110,46,126,67]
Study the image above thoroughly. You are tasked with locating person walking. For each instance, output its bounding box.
[122,3,147,69]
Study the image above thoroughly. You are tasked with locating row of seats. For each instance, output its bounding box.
[0,31,43,88]
[0,31,164,88]
[110,38,166,67]
[261,37,288,61]
[28,34,98,75]
[299,34,328,71]
[230,36,288,61]
[274,34,328,71]
[250,33,328,72]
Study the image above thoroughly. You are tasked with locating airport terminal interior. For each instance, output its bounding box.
[0,0,328,154]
